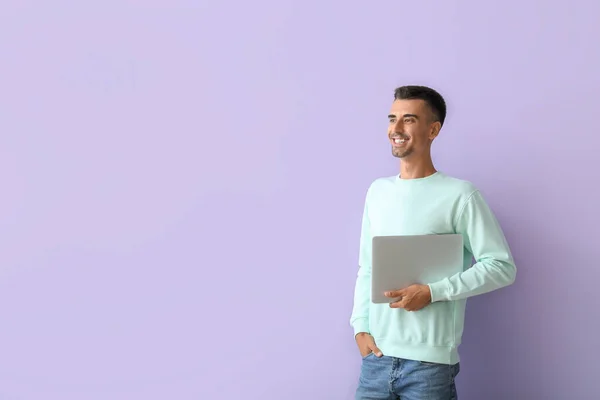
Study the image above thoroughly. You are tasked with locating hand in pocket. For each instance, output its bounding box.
[355,333,383,358]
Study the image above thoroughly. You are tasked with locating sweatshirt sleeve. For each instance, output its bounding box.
[428,190,516,302]
[349,190,372,336]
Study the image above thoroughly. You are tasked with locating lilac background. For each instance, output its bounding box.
[1,1,598,399]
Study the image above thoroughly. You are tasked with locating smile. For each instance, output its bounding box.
[391,136,409,146]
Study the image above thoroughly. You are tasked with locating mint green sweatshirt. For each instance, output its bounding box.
[350,172,516,365]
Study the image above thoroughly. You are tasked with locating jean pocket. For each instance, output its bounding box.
[361,352,374,359]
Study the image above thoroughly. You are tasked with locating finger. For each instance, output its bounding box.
[368,344,383,357]
[384,290,404,298]
[389,301,404,309]
[389,296,409,309]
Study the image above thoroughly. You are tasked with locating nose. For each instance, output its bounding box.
[391,119,403,134]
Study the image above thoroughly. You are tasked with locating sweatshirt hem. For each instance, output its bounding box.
[376,339,459,365]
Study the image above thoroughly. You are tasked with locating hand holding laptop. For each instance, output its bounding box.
[384,284,432,311]
[371,234,463,304]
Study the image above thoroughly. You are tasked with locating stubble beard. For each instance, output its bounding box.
[392,146,413,159]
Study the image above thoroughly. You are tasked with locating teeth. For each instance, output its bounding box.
[394,138,406,144]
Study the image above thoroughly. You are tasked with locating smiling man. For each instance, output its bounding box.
[350,85,516,399]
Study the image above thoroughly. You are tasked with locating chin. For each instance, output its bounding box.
[392,149,410,158]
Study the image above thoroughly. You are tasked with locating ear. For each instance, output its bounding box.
[429,121,441,140]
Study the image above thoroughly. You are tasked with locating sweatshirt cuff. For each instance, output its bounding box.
[428,280,450,303]
[352,318,370,337]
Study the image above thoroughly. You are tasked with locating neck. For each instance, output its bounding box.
[399,155,437,179]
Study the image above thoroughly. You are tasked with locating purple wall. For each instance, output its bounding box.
[1,1,598,399]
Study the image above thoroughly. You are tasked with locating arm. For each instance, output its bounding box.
[350,192,372,336]
[428,190,517,302]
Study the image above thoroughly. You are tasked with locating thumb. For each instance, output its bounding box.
[368,342,383,357]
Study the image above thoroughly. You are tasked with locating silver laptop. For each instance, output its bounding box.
[371,234,464,303]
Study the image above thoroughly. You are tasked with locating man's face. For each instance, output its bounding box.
[387,99,439,159]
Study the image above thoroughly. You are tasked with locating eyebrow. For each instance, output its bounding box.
[388,113,419,119]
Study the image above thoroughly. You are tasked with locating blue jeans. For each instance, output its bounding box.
[355,353,460,400]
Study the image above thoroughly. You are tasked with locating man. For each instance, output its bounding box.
[350,85,516,400]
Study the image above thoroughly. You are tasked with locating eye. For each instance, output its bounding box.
[404,118,414,123]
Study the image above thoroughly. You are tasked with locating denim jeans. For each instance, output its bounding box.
[355,353,460,400]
